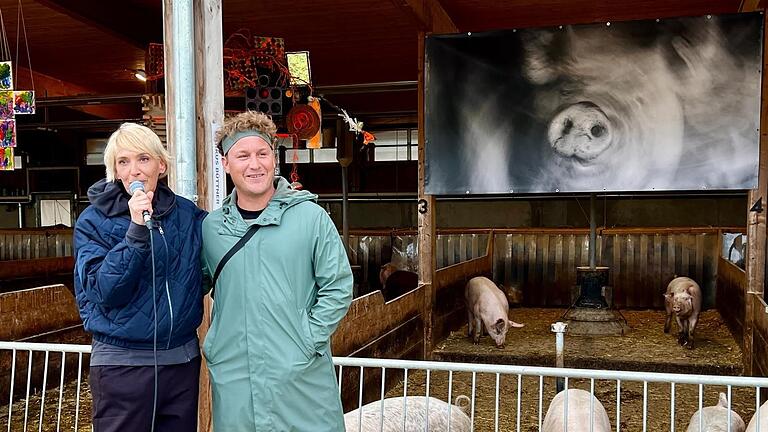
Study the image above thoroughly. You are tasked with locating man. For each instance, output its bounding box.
[201,111,353,431]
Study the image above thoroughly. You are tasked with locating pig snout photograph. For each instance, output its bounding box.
[464,276,524,348]
[524,18,759,192]
[424,13,761,195]
[664,276,702,349]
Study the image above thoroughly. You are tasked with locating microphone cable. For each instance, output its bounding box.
[148,222,158,432]
[127,179,159,431]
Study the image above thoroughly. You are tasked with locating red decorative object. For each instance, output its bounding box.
[286,104,321,140]
[223,31,288,96]
[146,43,165,78]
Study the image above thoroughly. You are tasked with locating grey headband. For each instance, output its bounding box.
[221,130,274,155]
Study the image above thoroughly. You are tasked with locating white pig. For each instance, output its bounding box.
[686,392,745,432]
[344,395,471,432]
[465,276,524,348]
[542,389,612,432]
[664,276,703,349]
[746,400,768,432]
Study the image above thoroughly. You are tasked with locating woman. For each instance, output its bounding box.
[73,123,206,432]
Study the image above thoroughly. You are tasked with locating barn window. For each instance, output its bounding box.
[373,129,417,162]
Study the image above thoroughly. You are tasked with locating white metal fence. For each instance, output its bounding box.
[1,341,767,431]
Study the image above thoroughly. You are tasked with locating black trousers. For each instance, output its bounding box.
[90,357,200,432]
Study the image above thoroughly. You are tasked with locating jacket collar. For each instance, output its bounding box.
[87,178,177,219]
[219,176,317,236]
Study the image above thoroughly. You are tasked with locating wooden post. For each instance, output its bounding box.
[408,0,458,360]
[744,10,768,376]
[162,0,177,189]
[193,1,224,431]
[417,30,437,359]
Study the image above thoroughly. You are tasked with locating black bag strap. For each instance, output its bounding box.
[211,224,261,298]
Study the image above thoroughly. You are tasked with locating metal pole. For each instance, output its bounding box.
[17,203,22,228]
[163,0,197,202]
[589,193,596,270]
[552,322,568,393]
[341,165,349,255]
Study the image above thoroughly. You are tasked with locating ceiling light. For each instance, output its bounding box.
[133,69,147,82]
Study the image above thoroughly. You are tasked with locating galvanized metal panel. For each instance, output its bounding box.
[493,231,719,308]
[0,230,73,261]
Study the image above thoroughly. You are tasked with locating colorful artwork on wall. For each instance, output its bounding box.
[0,91,14,119]
[0,147,13,170]
[13,90,34,114]
[0,62,13,90]
[0,120,16,148]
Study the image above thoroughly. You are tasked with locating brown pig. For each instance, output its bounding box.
[465,276,524,348]
[664,276,702,349]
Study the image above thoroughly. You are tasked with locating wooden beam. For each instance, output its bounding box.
[14,67,138,119]
[744,11,768,376]
[35,0,161,49]
[0,257,73,280]
[739,0,766,12]
[194,0,224,430]
[391,0,458,34]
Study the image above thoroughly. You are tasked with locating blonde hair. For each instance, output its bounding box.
[103,123,171,182]
[216,111,277,156]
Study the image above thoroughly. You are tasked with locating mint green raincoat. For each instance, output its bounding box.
[201,177,353,431]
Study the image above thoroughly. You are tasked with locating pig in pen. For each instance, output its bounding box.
[424,13,762,194]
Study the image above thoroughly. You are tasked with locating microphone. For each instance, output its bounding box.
[128,180,153,227]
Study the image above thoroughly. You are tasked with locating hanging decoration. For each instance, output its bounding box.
[0,61,11,89]
[286,103,320,140]
[0,147,12,169]
[0,90,12,117]
[315,96,376,145]
[306,97,322,149]
[0,0,37,170]
[13,89,32,113]
[0,119,14,146]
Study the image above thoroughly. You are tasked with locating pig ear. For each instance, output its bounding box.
[494,318,505,333]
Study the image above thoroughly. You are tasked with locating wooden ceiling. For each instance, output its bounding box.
[0,0,748,123]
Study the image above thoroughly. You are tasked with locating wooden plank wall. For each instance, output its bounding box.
[0,228,73,260]
[717,257,747,343]
[752,295,768,378]
[493,228,722,309]
[0,284,87,402]
[0,284,81,341]
[333,286,424,411]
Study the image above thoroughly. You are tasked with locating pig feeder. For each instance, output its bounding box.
[562,194,629,336]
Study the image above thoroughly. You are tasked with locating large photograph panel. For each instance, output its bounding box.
[425,13,763,194]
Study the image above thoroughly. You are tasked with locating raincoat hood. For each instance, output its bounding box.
[219,176,317,234]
